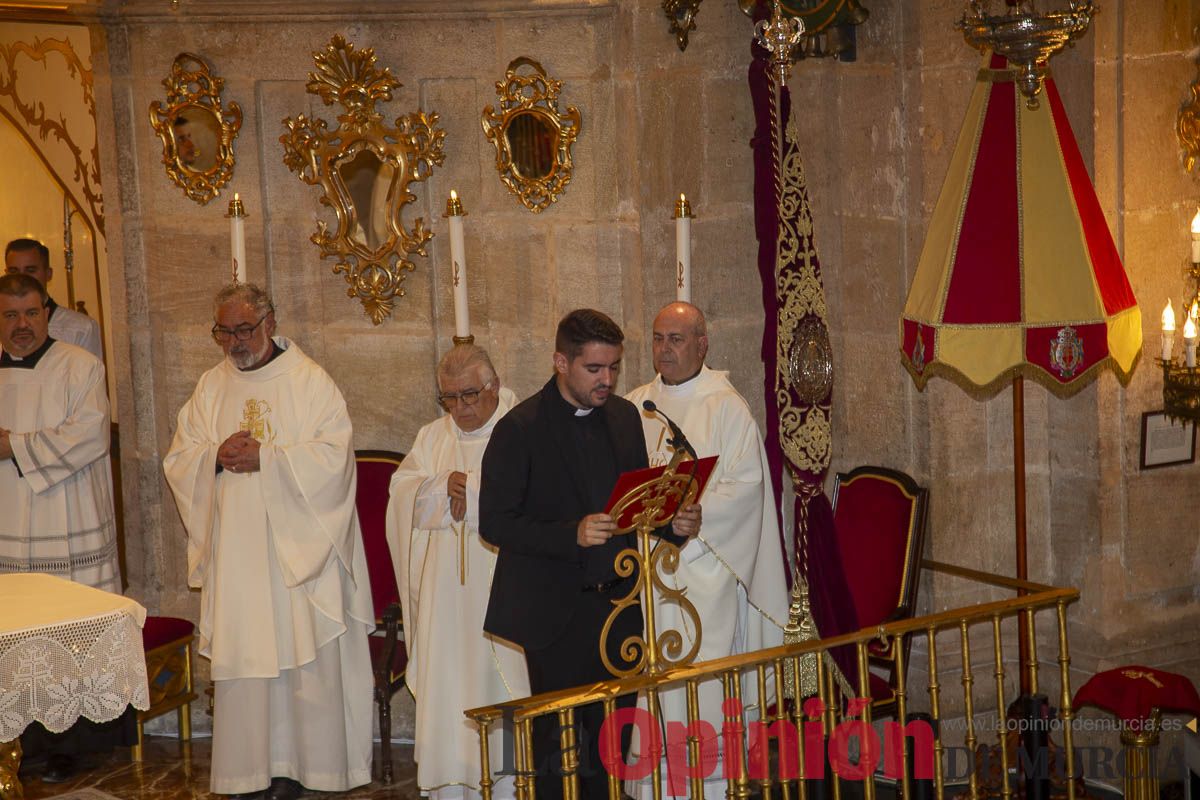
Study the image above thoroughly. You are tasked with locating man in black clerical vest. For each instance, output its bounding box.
[480,308,703,800]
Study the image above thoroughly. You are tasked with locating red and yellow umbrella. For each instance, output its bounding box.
[899,52,1142,693]
[901,53,1141,390]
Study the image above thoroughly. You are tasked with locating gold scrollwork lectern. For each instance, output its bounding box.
[599,458,709,679]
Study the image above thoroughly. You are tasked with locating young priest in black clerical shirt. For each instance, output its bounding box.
[480,308,702,800]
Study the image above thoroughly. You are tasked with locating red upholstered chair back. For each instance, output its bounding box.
[354,450,408,784]
[355,449,405,620]
[832,466,929,717]
[831,466,929,633]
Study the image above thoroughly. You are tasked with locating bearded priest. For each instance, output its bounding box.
[163,283,374,800]
[625,301,789,800]
[0,273,119,590]
[387,344,529,800]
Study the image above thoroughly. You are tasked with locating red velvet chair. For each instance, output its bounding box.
[135,615,197,760]
[355,449,409,784]
[831,465,929,717]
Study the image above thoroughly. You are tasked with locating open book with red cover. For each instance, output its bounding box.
[603,456,718,530]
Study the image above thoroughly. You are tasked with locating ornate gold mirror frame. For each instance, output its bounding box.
[149,53,242,205]
[481,57,581,213]
[1179,55,1200,174]
[281,35,446,324]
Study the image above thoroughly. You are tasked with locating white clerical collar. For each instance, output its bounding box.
[659,365,707,396]
[574,407,594,417]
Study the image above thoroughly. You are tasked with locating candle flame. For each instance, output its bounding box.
[450,189,458,201]
[1163,300,1176,331]
[1192,208,1200,234]
[680,192,686,202]
[234,192,240,201]
[1186,316,1197,339]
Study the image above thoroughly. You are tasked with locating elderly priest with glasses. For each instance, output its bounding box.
[387,343,529,800]
[163,283,374,800]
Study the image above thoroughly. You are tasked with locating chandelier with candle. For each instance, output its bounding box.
[958,0,1095,110]
[1159,211,1200,422]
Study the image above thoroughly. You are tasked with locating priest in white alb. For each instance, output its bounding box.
[625,301,789,799]
[387,344,529,800]
[0,273,119,591]
[163,284,374,800]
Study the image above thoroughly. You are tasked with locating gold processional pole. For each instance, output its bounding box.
[754,0,823,704]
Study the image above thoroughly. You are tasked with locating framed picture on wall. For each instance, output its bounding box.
[1139,411,1196,469]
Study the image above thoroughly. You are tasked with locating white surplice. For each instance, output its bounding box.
[387,388,529,800]
[162,338,374,793]
[48,302,103,361]
[0,341,119,591]
[626,366,788,798]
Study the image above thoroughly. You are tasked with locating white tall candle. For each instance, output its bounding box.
[445,190,469,339]
[673,193,694,303]
[1186,316,1197,368]
[1161,299,1176,362]
[1192,209,1200,264]
[227,193,247,285]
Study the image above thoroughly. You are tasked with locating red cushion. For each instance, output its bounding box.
[142,615,195,649]
[833,475,917,631]
[869,671,892,702]
[1073,665,1200,722]
[356,453,404,618]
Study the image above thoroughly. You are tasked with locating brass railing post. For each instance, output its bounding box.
[772,660,793,800]
[514,716,533,800]
[959,621,979,800]
[557,709,579,800]
[478,716,494,800]
[756,664,774,800]
[603,698,620,800]
[1120,710,1161,800]
[855,641,876,800]
[926,626,945,800]
[894,641,910,800]
[685,679,704,800]
[1055,602,1077,800]
[991,615,1011,800]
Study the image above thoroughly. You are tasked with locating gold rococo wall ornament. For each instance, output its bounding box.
[1179,54,1200,174]
[281,35,446,324]
[149,53,242,205]
[481,57,581,214]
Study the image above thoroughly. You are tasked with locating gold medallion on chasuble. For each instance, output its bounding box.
[239,399,275,443]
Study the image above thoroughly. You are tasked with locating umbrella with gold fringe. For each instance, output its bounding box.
[900,52,1141,690]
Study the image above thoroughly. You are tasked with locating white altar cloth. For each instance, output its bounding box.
[0,574,150,739]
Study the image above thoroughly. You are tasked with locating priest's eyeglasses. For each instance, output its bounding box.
[211,314,270,343]
[437,380,495,409]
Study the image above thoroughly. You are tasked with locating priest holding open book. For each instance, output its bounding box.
[479,308,702,800]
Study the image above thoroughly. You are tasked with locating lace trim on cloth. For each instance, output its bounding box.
[0,609,150,738]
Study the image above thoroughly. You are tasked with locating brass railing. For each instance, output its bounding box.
[467,559,1081,800]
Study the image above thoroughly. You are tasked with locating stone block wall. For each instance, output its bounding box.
[69,0,1200,742]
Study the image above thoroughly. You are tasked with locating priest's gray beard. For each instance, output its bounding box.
[227,336,272,371]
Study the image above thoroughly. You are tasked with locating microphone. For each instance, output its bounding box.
[641,399,699,461]
[642,400,700,524]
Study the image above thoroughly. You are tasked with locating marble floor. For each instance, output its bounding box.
[19,737,418,800]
